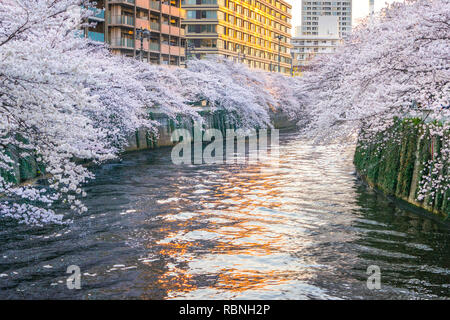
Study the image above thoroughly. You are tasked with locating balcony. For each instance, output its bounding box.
[161,43,170,54]
[109,0,135,4]
[110,38,135,48]
[160,24,180,36]
[149,42,160,51]
[150,1,160,10]
[161,24,170,34]
[170,25,180,36]
[136,18,150,29]
[170,46,180,56]
[136,0,149,9]
[109,15,135,26]
[88,31,105,42]
[169,45,185,56]
[88,7,105,20]
[170,6,180,17]
[161,4,170,15]
[160,44,185,56]
[135,40,149,51]
[150,22,160,31]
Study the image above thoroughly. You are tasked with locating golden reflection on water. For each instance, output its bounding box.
[146,140,361,299]
[1,134,448,299]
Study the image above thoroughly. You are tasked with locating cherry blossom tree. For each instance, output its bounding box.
[298,0,449,203]
[0,0,157,225]
[135,56,303,130]
[0,1,305,225]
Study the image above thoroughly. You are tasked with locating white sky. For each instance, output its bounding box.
[289,0,398,34]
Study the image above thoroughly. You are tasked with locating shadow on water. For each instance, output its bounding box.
[0,131,448,299]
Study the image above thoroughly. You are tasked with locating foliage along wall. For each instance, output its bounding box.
[354,118,449,218]
[1,111,230,184]
[2,107,293,184]
[124,109,236,152]
[0,140,43,185]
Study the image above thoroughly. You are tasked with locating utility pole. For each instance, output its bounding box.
[186,42,195,60]
[290,52,294,76]
[241,46,246,64]
[236,44,240,63]
[369,0,375,16]
[276,35,282,73]
[136,27,150,62]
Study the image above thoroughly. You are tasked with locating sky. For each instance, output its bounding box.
[290,0,398,34]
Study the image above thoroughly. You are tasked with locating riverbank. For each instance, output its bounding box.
[354,118,449,219]
[1,108,297,185]
[124,107,296,152]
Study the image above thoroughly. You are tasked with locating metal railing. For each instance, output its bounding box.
[110,0,135,4]
[150,22,160,31]
[110,38,135,48]
[150,43,160,51]
[109,15,135,26]
[150,1,160,10]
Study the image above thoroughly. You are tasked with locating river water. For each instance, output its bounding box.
[0,131,449,299]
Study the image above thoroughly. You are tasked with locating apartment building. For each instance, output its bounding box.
[181,0,293,74]
[291,33,340,72]
[83,0,186,66]
[300,1,352,38]
[291,15,340,72]
[291,0,351,73]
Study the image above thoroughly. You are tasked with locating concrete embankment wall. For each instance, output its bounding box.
[125,108,296,152]
[2,108,296,184]
[354,118,449,218]
[1,144,43,185]
[124,108,231,151]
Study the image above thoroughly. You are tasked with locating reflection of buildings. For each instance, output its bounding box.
[291,1,351,73]
[181,0,293,74]
[82,0,186,66]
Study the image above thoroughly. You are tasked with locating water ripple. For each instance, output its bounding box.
[0,132,448,299]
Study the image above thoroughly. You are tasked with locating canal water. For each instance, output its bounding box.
[0,131,449,299]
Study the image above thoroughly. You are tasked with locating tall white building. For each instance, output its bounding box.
[291,19,340,73]
[300,1,352,38]
[291,1,351,74]
[369,0,375,15]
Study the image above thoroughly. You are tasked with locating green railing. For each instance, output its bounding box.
[88,31,105,42]
[88,7,105,20]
